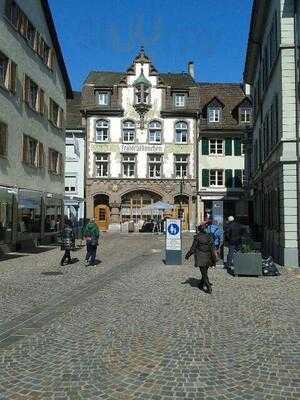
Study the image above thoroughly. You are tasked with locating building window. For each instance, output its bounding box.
[95,120,109,142]
[22,135,45,168]
[209,139,223,155]
[0,52,8,87]
[209,170,224,186]
[96,91,109,106]
[48,148,63,174]
[135,84,150,104]
[208,108,221,123]
[0,51,16,93]
[240,108,252,124]
[148,154,162,178]
[26,20,36,48]
[175,121,188,143]
[65,176,77,193]
[95,153,109,177]
[148,120,162,143]
[122,120,135,143]
[175,154,188,178]
[0,122,7,157]
[122,154,136,178]
[49,98,63,128]
[174,94,185,107]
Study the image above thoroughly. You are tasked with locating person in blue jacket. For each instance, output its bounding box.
[206,220,223,266]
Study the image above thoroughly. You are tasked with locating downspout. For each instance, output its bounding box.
[293,0,300,267]
[195,111,200,225]
[83,109,88,222]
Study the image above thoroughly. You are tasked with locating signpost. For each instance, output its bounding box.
[165,218,182,265]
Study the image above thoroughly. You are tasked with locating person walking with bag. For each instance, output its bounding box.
[60,219,75,266]
[83,218,100,266]
[185,224,216,294]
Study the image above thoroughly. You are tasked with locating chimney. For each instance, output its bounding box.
[188,61,194,78]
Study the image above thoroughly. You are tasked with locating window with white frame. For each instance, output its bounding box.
[96,91,109,106]
[148,154,162,178]
[174,93,185,107]
[122,120,135,143]
[95,153,109,177]
[208,108,221,123]
[175,121,188,143]
[209,139,223,155]
[240,107,252,124]
[148,121,162,143]
[122,154,136,177]
[175,154,188,178]
[65,176,77,193]
[209,169,224,186]
[95,120,109,142]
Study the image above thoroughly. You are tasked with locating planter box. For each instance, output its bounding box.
[233,252,262,276]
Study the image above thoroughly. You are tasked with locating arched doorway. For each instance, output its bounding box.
[94,194,110,231]
[120,190,162,223]
[174,195,189,230]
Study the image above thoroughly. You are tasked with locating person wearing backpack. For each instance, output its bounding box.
[83,218,100,266]
[206,220,223,266]
[185,224,216,294]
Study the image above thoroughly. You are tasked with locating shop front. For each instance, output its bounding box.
[17,190,42,247]
[0,187,14,245]
[44,195,63,241]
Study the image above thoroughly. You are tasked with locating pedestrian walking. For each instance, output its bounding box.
[225,216,246,267]
[60,219,75,266]
[185,224,216,294]
[206,220,223,266]
[83,218,100,266]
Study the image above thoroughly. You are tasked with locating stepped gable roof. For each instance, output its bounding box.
[66,91,82,129]
[198,83,250,129]
[41,0,72,98]
[84,71,124,86]
[160,73,196,88]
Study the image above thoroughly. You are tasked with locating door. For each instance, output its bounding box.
[172,204,189,230]
[94,205,110,231]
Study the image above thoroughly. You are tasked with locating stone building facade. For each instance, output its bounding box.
[244,0,300,266]
[82,48,199,231]
[0,0,72,249]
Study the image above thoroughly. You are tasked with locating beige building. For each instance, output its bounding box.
[0,0,72,249]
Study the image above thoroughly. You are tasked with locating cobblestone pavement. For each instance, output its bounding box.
[0,233,299,400]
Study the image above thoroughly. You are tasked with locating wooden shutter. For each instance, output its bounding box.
[9,61,17,94]
[5,0,12,19]
[234,138,242,156]
[234,169,242,188]
[38,142,44,167]
[58,108,63,128]
[225,169,233,188]
[4,58,10,89]
[22,135,28,163]
[225,138,232,155]
[38,88,45,114]
[34,31,40,53]
[19,12,27,36]
[202,138,209,155]
[0,122,7,157]
[48,48,55,69]
[202,169,209,187]
[23,75,30,103]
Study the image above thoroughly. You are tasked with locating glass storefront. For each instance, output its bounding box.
[0,188,13,243]
[18,190,42,234]
[45,197,63,233]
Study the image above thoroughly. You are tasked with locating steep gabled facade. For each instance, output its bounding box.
[82,48,199,231]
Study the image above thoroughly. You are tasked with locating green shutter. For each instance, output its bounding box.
[225,138,232,155]
[234,138,242,156]
[234,169,242,188]
[202,169,209,187]
[225,169,233,188]
[202,138,209,155]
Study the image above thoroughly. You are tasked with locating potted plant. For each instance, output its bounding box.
[233,240,262,277]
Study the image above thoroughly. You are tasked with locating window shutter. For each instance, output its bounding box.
[38,88,45,114]
[48,149,51,171]
[234,169,242,188]
[4,60,10,89]
[225,169,233,188]
[23,75,29,103]
[234,138,242,156]
[202,138,209,155]
[0,122,7,156]
[58,108,63,128]
[9,61,17,94]
[19,12,27,36]
[34,31,40,53]
[5,0,12,19]
[202,169,209,187]
[37,142,43,167]
[225,138,232,155]
[48,48,55,69]
[22,135,28,163]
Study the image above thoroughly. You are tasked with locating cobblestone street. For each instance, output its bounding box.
[0,233,299,400]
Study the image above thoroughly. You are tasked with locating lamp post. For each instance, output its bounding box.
[179,176,185,220]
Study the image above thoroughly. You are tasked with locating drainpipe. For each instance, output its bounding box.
[294,0,300,267]
[83,108,88,222]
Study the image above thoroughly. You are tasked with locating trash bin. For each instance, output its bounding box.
[128,221,134,233]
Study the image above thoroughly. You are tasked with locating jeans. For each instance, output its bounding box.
[86,242,97,265]
[227,243,240,266]
[61,249,71,265]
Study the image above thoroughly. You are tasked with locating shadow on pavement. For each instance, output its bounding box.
[181,277,201,288]
[41,271,64,276]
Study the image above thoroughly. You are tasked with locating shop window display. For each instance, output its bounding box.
[0,189,13,243]
[18,192,42,234]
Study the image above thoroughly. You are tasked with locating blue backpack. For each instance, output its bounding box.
[206,224,223,247]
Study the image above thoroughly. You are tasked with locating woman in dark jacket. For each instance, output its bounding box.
[185,224,216,293]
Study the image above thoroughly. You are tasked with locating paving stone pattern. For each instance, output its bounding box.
[0,233,299,399]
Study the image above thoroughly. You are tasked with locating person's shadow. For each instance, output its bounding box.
[181,277,201,288]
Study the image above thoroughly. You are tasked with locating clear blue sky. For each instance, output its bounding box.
[49,0,253,91]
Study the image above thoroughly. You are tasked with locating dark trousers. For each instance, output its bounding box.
[199,266,212,293]
[86,242,97,264]
[61,249,71,265]
[227,242,241,266]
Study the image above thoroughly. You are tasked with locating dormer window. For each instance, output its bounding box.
[208,108,221,123]
[174,93,185,108]
[240,107,252,124]
[96,91,109,106]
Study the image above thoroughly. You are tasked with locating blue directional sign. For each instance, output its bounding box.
[168,223,179,236]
